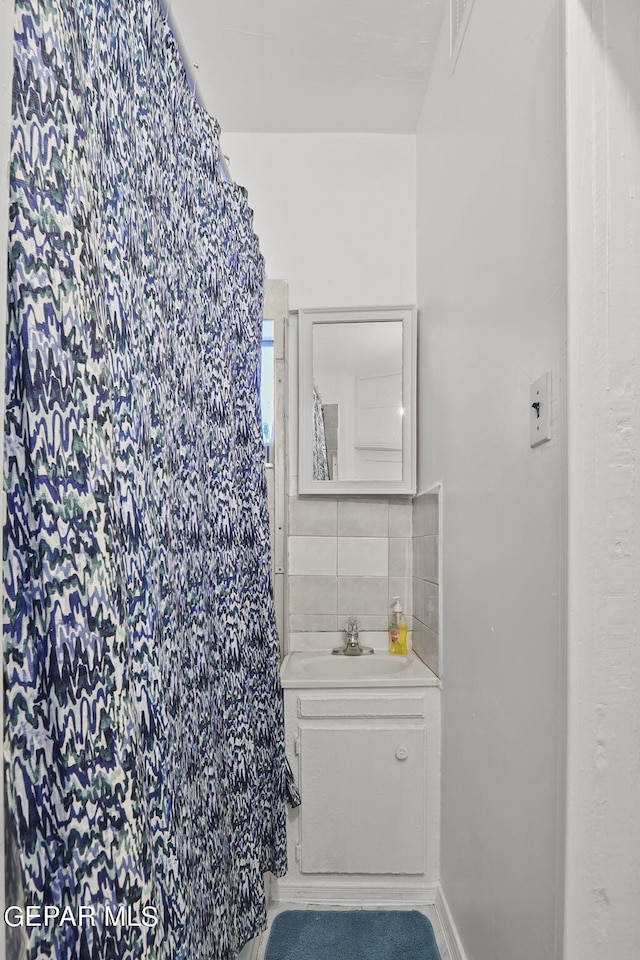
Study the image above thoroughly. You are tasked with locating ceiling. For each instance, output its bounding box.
[169,0,447,133]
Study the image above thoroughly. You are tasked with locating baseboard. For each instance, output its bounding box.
[237,934,261,960]
[435,885,468,960]
[249,936,262,960]
[271,879,438,906]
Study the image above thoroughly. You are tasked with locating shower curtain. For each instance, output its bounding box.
[5,2,287,959]
[312,382,330,480]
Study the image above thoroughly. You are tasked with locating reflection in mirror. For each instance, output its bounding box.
[312,321,403,482]
[298,306,416,496]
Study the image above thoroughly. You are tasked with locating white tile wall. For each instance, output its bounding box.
[413,493,438,538]
[289,575,337,615]
[412,620,439,676]
[414,536,439,584]
[288,536,337,575]
[289,614,339,632]
[388,577,412,613]
[414,579,439,634]
[337,576,390,616]
[288,631,391,651]
[337,500,389,537]
[389,538,412,578]
[412,490,440,678]
[388,501,413,537]
[289,498,337,536]
[286,496,415,647]
[337,537,389,577]
[345,614,389,631]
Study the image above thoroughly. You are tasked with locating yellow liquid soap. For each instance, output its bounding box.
[389,621,408,655]
[389,597,408,655]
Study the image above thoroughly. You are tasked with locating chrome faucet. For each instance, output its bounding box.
[332,617,374,656]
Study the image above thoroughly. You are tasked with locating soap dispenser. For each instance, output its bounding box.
[388,596,408,656]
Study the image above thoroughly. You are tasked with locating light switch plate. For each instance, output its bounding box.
[530,371,551,447]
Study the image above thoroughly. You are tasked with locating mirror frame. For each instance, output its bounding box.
[298,305,417,496]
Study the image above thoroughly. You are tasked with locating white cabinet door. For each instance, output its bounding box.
[299,723,426,875]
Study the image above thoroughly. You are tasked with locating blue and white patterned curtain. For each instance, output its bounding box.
[5,2,287,959]
[312,382,330,480]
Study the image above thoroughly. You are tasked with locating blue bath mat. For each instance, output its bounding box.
[264,910,441,960]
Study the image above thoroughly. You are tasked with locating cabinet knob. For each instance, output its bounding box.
[395,747,409,761]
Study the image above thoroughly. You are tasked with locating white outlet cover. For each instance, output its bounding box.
[530,371,551,447]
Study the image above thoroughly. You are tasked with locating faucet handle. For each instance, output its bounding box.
[345,617,359,635]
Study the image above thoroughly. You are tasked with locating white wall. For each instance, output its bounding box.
[564,2,640,958]
[415,2,567,959]
[221,133,416,309]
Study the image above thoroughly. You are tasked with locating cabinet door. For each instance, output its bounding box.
[299,723,426,874]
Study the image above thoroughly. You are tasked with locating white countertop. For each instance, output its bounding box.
[280,649,440,689]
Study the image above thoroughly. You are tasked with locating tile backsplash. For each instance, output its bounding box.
[287,497,413,642]
[285,489,441,679]
[411,489,441,678]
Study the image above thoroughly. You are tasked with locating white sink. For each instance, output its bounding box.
[301,655,410,679]
[280,650,438,688]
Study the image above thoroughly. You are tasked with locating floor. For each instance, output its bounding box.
[255,902,452,960]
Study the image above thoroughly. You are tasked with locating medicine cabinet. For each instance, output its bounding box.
[298,306,416,495]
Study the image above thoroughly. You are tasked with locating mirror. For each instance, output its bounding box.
[298,307,416,495]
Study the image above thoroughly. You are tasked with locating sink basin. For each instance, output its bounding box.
[301,655,410,679]
[280,650,438,688]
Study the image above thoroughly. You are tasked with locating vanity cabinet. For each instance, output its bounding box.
[299,720,426,874]
[276,683,441,903]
